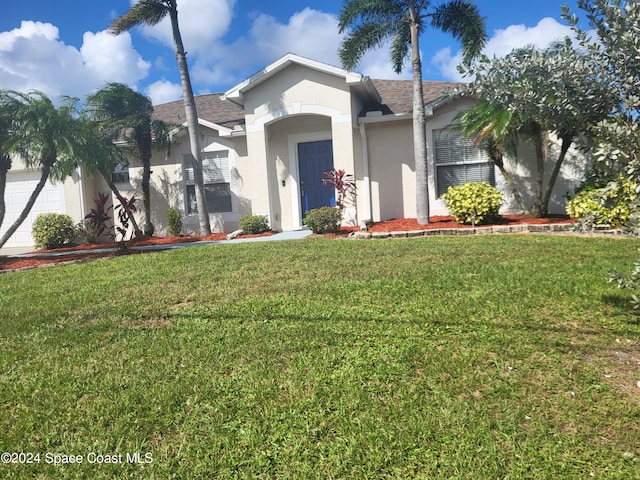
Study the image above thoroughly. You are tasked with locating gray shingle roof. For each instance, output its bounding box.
[366,79,462,116]
[151,79,463,128]
[152,93,245,130]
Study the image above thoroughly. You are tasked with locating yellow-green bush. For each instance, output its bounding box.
[442,182,503,225]
[32,213,77,250]
[303,206,341,234]
[566,176,638,228]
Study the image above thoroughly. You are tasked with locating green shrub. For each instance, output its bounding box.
[32,213,77,250]
[165,207,183,236]
[442,182,503,225]
[239,214,270,234]
[303,206,342,234]
[566,176,638,228]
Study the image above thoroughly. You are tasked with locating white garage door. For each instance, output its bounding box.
[1,171,66,248]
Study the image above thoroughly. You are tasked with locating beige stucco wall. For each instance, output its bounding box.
[241,63,361,230]
[365,96,588,221]
[111,125,250,236]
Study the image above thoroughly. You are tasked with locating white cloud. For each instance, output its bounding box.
[432,17,575,81]
[190,7,409,89]
[0,20,150,99]
[137,0,235,56]
[145,79,183,105]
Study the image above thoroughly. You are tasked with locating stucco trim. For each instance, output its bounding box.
[247,104,351,133]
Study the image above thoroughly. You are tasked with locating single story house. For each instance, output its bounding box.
[1,53,587,247]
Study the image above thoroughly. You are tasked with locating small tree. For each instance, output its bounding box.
[0,91,84,249]
[460,41,617,216]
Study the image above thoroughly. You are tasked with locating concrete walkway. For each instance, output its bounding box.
[2,230,313,258]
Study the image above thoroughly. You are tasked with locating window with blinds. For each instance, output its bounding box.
[434,129,494,197]
[184,151,232,214]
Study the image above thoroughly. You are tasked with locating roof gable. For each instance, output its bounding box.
[222,53,368,105]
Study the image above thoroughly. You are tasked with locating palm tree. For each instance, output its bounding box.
[110,0,211,235]
[85,83,171,236]
[456,101,528,212]
[0,91,82,249]
[339,0,486,224]
[0,91,20,231]
[74,117,143,237]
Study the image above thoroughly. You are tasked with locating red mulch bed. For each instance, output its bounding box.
[1,216,573,272]
[0,231,274,272]
[367,214,574,232]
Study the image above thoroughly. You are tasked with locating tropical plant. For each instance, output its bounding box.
[110,0,211,235]
[0,91,84,249]
[442,181,502,226]
[73,117,143,236]
[115,194,139,246]
[0,91,20,232]
[84,83,171,237]
[338,0,486,224]
[165,207,183,236]
[567,175,639,230]
[31,213,77,250]
[84,192,114,241]
[563,1,640,181]
[322,168,357,218]
[455,101,526,212]
[460,41,617,216]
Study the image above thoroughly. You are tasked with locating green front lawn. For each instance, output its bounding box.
[1,235,639,478]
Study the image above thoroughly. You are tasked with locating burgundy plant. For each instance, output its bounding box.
[322,168,356,216]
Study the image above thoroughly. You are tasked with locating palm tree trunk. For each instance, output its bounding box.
[168,4,211,235]
[542,135,572,216]
[410,15,429,225]
[0,159,53,249]
[138,130,154,236]
[530,123,547,217]
[0,155,11,230]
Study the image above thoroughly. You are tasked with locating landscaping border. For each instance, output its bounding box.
[349,223,624,239]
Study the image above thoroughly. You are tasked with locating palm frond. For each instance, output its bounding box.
[109,0,169,34]
[340,20,395,71]
[429,0,487,65]
[390,25,411,74]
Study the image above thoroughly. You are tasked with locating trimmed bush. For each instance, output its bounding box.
[442,182,503,225]
[32,213,77,250]
[303,206,342,234]
[566,176,638,228]
[165,207,183,236]
[239,214,270,234]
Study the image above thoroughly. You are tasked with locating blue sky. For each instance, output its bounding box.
[1,0,579,105]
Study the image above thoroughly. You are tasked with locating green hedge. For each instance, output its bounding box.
[32,213,77,250]
[442,182,503,225]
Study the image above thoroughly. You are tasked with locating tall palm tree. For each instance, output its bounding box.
[0,91,82,249]
[110,0,211,235]
[339,0,486,224]
[85,83,170,236]
[456,101,528,212]
[0,91,20,231]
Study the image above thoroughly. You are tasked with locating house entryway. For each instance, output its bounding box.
[298,140,334,215]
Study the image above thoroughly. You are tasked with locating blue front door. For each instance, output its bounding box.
[298,140,334,215]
